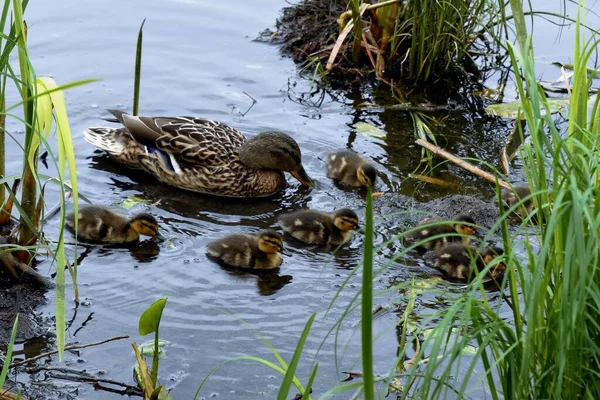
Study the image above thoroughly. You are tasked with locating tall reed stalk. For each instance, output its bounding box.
[0,0,94,360]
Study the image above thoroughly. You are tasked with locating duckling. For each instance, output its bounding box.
[326,150,377,188]
[423,243,506,280]
[206,230,283,270]
[404,214,477,251]
[66,205,159,244]
[502,185,533,218]
[278,208,359,246]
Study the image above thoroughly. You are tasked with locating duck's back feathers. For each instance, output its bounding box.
[327,150,377,187]
[423,243,474,279]
[207,234,256,268]
[278,210,331,245]
[278,209,358,246]
[84,127,145,168]
[66,205,132,243]
[424,243,505,280]
[207,230,283,269]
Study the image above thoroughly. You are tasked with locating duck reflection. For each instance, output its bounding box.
[88,154,312,223]
[67,238,161,264]
[217,264,293,296]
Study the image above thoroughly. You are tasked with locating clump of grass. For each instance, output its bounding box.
[391,2,600,399]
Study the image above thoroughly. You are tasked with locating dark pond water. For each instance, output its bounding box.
[3,0,597,398]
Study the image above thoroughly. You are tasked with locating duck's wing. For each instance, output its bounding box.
[157,118,246,166]
[110,110,247,167]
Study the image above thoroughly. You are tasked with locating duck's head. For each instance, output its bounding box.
[257,230,284,254]
[357,163,378,188]
[239,132,314,187]
[453,214,477,236]
[481,246,506,277]
[332,209,360,232]
[130,213,160,237]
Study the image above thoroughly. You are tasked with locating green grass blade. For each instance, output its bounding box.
[0,314,18,388]
[277,313,315,400]
[302,362,318,400]
[361,188,374,399]
[133,18,146,116]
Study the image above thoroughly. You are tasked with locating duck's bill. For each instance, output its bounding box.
[291,165,315,187]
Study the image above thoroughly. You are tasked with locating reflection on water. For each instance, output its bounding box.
[214,264,293,296]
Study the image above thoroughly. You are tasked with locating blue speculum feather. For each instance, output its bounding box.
[145,146,182,174]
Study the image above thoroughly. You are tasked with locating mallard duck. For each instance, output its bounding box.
[206,230,283,269]
[84,110,314,198]
[326,150,377,188]
[278,208,359,246]
[502,185,533,218]
[404,214,477,251]
[423,243,506,280]
[66,205,159,243]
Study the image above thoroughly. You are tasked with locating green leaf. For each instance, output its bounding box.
[352,122,387,139]
[485,98,570,119]
[139,339,169,357]
[139,298,167,336]
[150,385,173,400]
[461,344,478,356]
[119,196,151,210]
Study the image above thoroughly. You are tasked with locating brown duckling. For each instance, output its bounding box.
[206,230,283,270]
[278,208,359,246]
[502,185,534,218]
[404,214,477,251]
[326,150,377,188]
[423,243,506,280]
[66,205,159,244]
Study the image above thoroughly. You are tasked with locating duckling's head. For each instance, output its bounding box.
[502,185,531,206]
[453,214,477,236]
[481,246,506,276]
[357,163,378,188]
[239,132,314,187]
[332,209,360,232]
[257,230,284,254]
[129,213,160,237]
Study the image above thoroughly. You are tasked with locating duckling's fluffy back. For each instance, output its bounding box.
[326,150,377,187]
[66,205,131,243]
[278,208,358,245]
[206,230,283,269]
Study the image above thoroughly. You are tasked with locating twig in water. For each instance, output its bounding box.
[32,368,143,397]
[415,139,512,189]
[10,335,129,368]
[239,91,257,117]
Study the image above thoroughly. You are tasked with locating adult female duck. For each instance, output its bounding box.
[84,110,314,197]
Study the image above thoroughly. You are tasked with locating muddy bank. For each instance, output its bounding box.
[0,283,49,344]
[380,193,501,232]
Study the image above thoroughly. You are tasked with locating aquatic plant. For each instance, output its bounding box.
[134,297,173,399]
[389,2,600,398]
[0,0,95,360]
